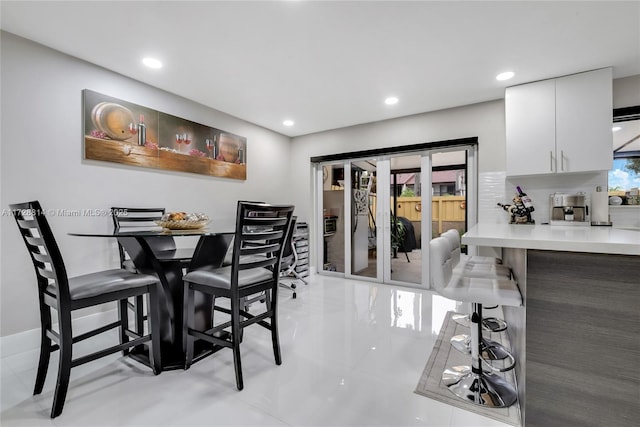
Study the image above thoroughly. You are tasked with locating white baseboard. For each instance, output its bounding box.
[0,310,118,358]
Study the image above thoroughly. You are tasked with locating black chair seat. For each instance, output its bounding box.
[47,270,160,301]
[184,266,272,290]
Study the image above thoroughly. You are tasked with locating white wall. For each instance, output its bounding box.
[0,32,293,336]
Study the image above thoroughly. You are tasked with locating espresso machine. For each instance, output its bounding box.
[549,192,590,226]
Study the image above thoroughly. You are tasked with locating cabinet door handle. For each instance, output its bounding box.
[550,151,554,172]
[561,150,564,172]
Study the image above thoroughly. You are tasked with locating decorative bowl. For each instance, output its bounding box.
[155,219,209,230]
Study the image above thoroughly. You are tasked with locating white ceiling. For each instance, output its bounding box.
[1,1,639,137]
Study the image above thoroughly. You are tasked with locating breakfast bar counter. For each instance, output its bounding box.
[462,224,639,427]
[462,222,640,255]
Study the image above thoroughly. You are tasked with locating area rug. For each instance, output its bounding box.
[414,311,521,426]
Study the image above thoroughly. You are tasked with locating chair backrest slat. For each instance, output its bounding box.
[17,218,38,228]
[24,235,45,247]
[38,267,57,280]
[240,243,280,256]
[111,207,165,224]
[115,216,164,223]
[11,201,70,303]
[239,257,278,270]
[32,252,51,264]
[243,217,288,226]
[241,230,283,241]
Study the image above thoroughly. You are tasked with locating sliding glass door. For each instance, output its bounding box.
[315,143,477,290]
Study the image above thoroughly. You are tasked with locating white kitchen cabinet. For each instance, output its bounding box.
[506,79,556,176]
[555,68,613,173]
[506,68,612,177]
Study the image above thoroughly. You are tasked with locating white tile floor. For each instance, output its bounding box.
[1,275,512,427]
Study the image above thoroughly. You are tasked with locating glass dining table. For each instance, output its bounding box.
[69,224,235,370]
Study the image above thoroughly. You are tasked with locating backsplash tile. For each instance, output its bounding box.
[609,206,640,228]
[478,171,507,224]
[505,172,607,224]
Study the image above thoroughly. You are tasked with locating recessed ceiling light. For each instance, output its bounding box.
[283,119,294,127]
[385,97,399,105]
[612,126,622,132]
[142,57,163,69]
[496,71,515,81]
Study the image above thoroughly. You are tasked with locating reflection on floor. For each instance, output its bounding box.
[1,275,511,427]
[354,249,424,285]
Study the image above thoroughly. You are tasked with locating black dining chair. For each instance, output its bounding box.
[182,202,294,390]
[11,200,162,418]
[111,207,195,334]
[111,207,197,270]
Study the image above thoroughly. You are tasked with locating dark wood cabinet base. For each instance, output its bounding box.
[505,249,640,426]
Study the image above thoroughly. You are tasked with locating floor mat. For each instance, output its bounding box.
[414,310,521,426]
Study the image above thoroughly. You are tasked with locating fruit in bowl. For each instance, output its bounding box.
[167,212,186,221]
[157,212,209,229]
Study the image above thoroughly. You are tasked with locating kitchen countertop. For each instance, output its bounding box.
[462,223,640,255]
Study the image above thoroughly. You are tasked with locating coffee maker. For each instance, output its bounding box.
[549,192,590,226]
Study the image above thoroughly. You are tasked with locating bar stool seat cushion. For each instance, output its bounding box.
[430,236,522,307]
[440,275,523,307]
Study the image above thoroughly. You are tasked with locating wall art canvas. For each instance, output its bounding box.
[83,89,247,180]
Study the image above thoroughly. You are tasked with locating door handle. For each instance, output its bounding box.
[550,151,554,172]
[560,150,564,172]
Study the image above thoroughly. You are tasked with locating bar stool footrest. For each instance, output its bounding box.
[442,365,518,408]
[452,313,507,332]
[450,334,516,368]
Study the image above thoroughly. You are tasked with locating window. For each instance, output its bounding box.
[609,108,640,205]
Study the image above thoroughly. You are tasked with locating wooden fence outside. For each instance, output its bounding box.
[372,195,466,234]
